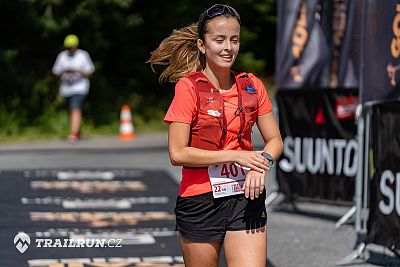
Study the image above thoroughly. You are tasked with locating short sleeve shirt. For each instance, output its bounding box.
[164,73,273,196]
[52,49,95,97]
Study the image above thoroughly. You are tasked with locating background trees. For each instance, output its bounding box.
[0,0,276,140]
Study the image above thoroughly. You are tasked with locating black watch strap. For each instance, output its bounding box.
[262,152,274,168]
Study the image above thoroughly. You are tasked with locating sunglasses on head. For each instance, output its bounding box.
[205,4,241,23]
[198,4,241,38]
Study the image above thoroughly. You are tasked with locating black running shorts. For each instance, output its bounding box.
[174,191,267,242]
[66,94,86,110]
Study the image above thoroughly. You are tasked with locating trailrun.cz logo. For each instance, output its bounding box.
[14,232,31,253]
[13,232,123,253]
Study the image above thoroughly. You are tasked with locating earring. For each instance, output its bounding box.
[201,49,205,54]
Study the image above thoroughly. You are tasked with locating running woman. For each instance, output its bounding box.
[148,4,283,267]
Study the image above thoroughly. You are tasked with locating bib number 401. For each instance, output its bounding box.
[220,163,246,178]
[209,163,248,198]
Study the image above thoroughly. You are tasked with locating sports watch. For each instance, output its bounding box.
[261,152,274,168]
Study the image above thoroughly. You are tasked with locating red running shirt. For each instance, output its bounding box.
[164,73,272,196]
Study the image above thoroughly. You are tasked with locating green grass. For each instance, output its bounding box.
[0,111,168,144]
[0,78,276,144]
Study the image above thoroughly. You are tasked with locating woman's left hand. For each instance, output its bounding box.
[242,170,266,200]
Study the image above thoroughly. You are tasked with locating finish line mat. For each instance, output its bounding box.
[0,169,183,266]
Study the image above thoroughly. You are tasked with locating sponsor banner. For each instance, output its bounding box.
[361,0,400,102]
[329,0,360,88]
[276,89,358,202]
[366,102,400,249]
[277,0,359,89]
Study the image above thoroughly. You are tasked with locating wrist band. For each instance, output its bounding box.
[261,152,274,168]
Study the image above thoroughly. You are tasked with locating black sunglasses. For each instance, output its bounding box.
[198,4,241,37]
[205,4,241,24]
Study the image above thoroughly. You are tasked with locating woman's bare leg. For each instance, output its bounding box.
[224,227,267,267]
[179,234,222,267]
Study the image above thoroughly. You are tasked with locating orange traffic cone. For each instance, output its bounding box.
[119,105,135,141]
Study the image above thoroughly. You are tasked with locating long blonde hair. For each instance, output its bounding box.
[147,24,204,83]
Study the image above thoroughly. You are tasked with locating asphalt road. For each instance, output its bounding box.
[0,131,399,267]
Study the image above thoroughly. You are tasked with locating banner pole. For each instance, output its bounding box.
[362,107,371,232]
[354,0,368,234]
[355,105,364,233]
[337,104,367,266]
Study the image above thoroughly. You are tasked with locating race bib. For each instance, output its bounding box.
[208,163,249,198]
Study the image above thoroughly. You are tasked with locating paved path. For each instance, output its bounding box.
[0,132,398,266]
[0,132,181,182]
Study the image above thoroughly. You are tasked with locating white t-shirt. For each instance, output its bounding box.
[52,49,95,97]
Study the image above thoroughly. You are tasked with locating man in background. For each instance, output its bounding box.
[52,34,95,142]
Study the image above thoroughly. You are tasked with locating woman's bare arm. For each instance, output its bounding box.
[168,122,269,172]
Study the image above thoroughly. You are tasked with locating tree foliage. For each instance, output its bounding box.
[0,0,276,138]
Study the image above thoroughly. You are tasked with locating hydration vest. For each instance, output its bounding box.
[186,71,259,151]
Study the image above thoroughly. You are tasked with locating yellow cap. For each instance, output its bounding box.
[64,34,79,48]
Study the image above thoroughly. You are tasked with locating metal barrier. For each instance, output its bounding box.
[336,104,369,265]
[337,101,400,265]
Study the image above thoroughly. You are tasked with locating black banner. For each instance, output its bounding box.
[361,0,400,102]
[276,89,358,202]
[276,0,359,89]
[366,101,400,249]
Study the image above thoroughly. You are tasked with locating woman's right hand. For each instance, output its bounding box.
[234,150,269,173]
